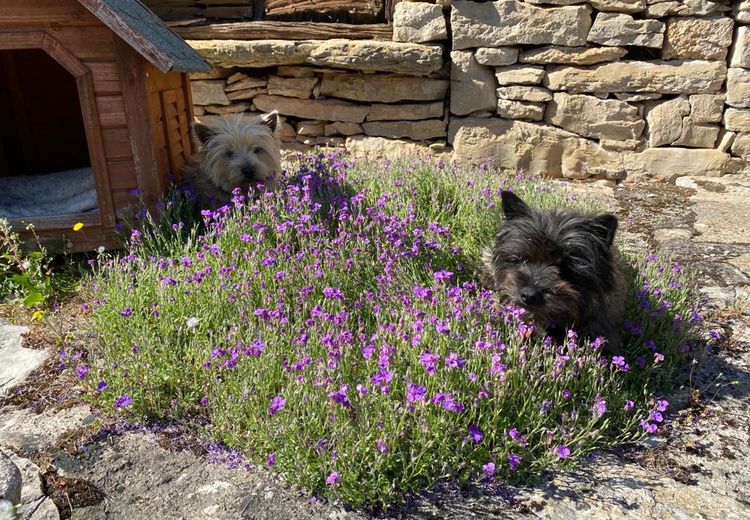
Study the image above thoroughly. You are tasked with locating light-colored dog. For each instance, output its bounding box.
[182,111,281,207]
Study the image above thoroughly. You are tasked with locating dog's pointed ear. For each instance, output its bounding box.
[259,110,280,134]
[192,122,215,147]
[501,191,531,221]
[592,214,619,246]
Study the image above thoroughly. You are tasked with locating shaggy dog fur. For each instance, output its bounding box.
[182,112,281,207]
[482,191,627,351]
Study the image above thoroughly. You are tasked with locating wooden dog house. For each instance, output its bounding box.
[0,0,210,251]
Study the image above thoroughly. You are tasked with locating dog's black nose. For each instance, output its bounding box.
[519,287,544,307]
[241,165,255,179]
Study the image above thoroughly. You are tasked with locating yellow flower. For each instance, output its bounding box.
[32,310,46,322]
[73,222,84,231]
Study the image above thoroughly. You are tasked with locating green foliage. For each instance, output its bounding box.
[0,219,54,306]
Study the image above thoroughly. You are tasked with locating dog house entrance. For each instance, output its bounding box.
[0,49,98,219]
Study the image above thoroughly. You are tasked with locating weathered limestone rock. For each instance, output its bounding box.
[646,96,690,147]
[497,100,546,121]
[297,121,325,136]
[225,76,266,92]
[623,148,740,181]
[587,13,665,48]
[227,88,264,101]
[276,66,316,78]
[253,95,369,123]
[736,1,750,24]
[545,60,726,94]
[0,406,94,455]
[448,117,624,179]
[689,94,725,123]
[674,119,720,148]
[731,26,750,68]
[614,92,662,101]
[0,451,21,505]
[718,130,736,152]
[546,92,645,140]
[724,108,750,132]
[191,80,230,106]
[474,47,519,66]
[319,74,448,103]
[362,120,446,140]
[205,103,251,115]
[451,0,592,49]
[519,46,627,65]
[306,40,443,75]
[497,86,553,102]
[393,3,447,43]
[662,15,735,61]
[588,0,646,13]
[367,102,444,121]
[450,51,497,115]
[266,77,317,99]
[189,40,314,68]
[346,136,435,160]
[732,133,750,159]
[324,122,363,136]
[727,68,750,108]
[0,320,46,397]
[645,0,730,18]
[495,65,545,85]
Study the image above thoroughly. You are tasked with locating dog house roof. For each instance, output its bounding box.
[78,0,211,73]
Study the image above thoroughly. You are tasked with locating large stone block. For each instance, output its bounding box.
[546,92,645,141]
[645,1,731,18]
[689,94,724,123]
[319,74,449,103]
[0,451,21,505]
[448,117,624,179]
[495,66,545,86]
[189,40,315,68]
[588,0,646,13]
[475,47,519,66]
[363,120,446,141]
[325,122,363,136]
[732,133,750,159]
[727,68,750,108]
[497,86,553,102]
[545,60,726,94]
[451,0,592,49]
[306,40,443,75]
[724,108,750,132]
[497,100,546,121]
[191,80,230,106]
[730,26,750,68]
[623,148,741,182]
[367,102,445,121]
[450,50,497,116]
[393,3,447,43]
[587,13,664,48]
[519,46,627,65]
[673,119,720,148]
[736,2,750,24]
[645,96,690,147]
[662,15,735,61]
[253,95,369,123]
[266,77,317,99]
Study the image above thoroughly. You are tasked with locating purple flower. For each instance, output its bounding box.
[655,399,669,412]
[508,428,528,447]
[268,395,286,416]
[649,410,664,423]
[76,365,89,380]
[468,424,483,443]
[433,270,454,283]
[96,381,108,392]
[508,453,521,472]
[640,419,658,434]
[482,462,496,478]
[490,353,506,377]
[120,307,132,317]
[267,452,276,467]
[624,400,635,411]
[556,445,571,459]
[593,395,607,416]
[199,396,209,406]
[654,352,665,363]
[435,320,450,335]
[406,383,427,403]
[562,389,571,399]
[328,385,351,408]
[114,395,132,408]
[420,350,440,376]
[444,351,466,370]
[442,393,465,413]
[322,287,345,300]
[326,471,341,486]
[376,439,389,454]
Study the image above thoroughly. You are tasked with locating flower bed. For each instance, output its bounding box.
[80,154,702,509]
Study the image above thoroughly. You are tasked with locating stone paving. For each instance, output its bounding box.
[0,172,748,519]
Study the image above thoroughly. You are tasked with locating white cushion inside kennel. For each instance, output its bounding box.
[0,167,98,218]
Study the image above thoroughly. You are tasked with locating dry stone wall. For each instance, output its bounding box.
[187,0,750,181]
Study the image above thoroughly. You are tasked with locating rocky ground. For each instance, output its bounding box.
[1,172,748,520]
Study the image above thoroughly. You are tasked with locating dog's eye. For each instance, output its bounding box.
[252,147,262,154]
[510,255,525,264]
[224,150,234,158]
